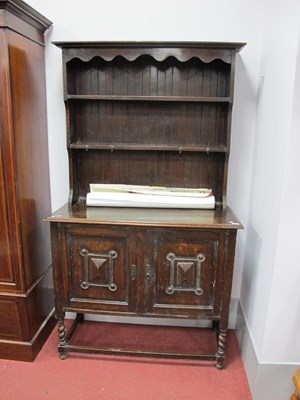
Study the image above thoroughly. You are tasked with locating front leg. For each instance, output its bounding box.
[57,313,67,360]
[216,328,227,369]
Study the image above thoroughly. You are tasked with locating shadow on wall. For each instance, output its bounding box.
[239,223,262,325]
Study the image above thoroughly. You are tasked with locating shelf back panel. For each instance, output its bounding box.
[70,150,225,204]
[66,56,230,98]
[68,101,229,149]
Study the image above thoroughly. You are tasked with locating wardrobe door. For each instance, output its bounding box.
[0,31,22,293]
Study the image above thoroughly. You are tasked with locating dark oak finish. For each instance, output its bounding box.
[0,0,55,361]
[46,41,245,368]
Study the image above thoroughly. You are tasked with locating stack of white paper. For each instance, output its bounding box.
[86,184,215,209]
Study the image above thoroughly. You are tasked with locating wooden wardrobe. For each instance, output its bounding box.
[0,0,55,361]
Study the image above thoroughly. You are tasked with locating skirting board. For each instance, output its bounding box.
[235,301,298,400]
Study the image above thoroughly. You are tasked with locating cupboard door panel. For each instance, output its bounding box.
[67,229,132,312]
[9,31,52,288]
[0,150,21,291]
[149,231,220,317]
[0,176,16,284]
[0,32,22,290]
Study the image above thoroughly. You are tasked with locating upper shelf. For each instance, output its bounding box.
[66,95,231,103]
[68,143,228,153]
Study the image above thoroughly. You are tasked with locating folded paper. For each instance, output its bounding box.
[86,184,215,209]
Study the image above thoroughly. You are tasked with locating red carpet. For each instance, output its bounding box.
[0,320,252,399]
[70,320,218,355]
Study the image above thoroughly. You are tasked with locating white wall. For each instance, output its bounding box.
[239,0,300,363]
[24,0,300,397]
[259,2,300,363]
[28,0,262,297]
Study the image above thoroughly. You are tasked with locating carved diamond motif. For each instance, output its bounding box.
[90,257,107,281]
[91,257,106,270]
[166,252,205,296]
[178,262,193,273]
[79,248,118,291]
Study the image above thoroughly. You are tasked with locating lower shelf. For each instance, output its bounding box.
[57,315,228,369]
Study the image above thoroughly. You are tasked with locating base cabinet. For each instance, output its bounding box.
[51,220,237,369]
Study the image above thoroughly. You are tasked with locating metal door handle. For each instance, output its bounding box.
[145,264,153,283]
[130,264,137,281]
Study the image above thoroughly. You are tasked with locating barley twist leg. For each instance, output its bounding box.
[216,328,227,369]
[57,316,67,360]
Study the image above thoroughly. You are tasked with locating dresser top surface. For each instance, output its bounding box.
[45,203,243,230]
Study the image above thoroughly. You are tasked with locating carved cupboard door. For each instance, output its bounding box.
[143,229,225,318]
[63,225,137,314]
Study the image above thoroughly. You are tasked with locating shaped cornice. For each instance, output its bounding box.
[54,42,246,65]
